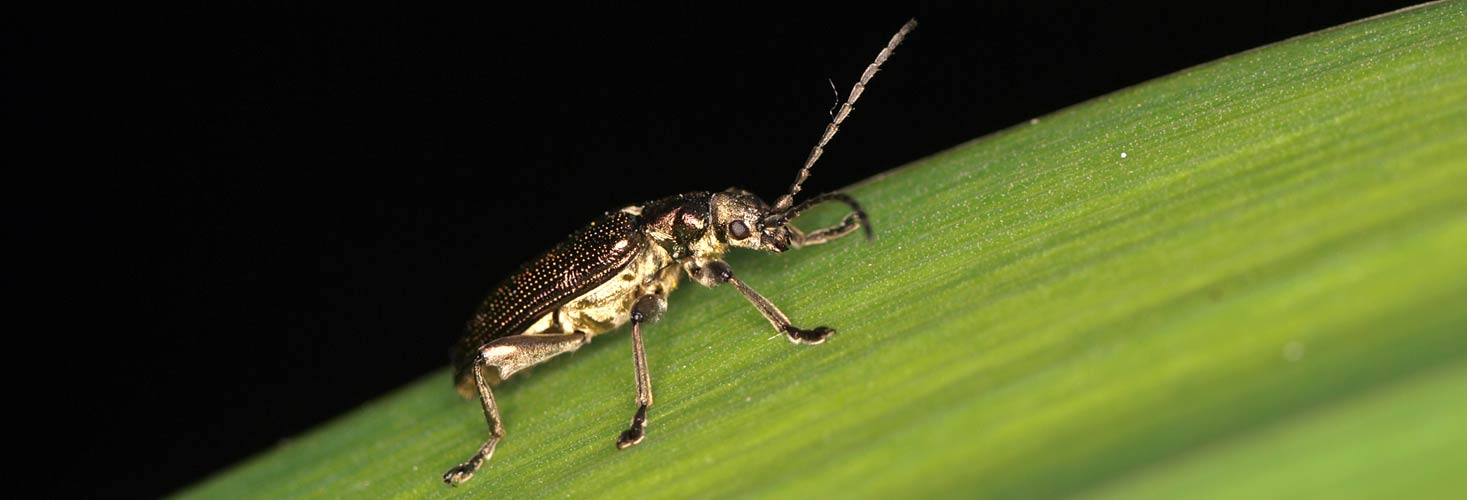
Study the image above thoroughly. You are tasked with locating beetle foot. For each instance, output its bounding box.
[784,325,835,345]
[443,463,477,486]
[443,436,498,486]
[616,405,648,449]
[616,428,644,449]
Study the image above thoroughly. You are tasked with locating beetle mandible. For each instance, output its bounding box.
[443,19,916,486]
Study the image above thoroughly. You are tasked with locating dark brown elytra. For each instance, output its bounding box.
[443,19,915,487]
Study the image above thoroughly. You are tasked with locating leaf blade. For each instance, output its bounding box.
[181,3,1467,498]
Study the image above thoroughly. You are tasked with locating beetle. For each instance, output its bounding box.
[443,19,916,486]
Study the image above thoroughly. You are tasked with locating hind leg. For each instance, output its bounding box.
[443,333,586,486]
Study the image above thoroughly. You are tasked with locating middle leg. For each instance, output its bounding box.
[617,293,666,449]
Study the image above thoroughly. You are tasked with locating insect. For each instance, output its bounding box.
[443,19,916,486]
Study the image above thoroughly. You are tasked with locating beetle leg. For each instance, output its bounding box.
[617,294,666,449]
[444,333,587,486]
[442,361,502,487]
[689,260,835,344]
[790,211,866,248]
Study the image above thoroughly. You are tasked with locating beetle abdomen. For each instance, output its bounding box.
[452,210,645,387]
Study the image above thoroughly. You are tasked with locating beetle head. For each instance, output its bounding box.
[711,188,872,253]
[710,189,794,253]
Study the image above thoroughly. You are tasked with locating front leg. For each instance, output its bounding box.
[687,260,835,344]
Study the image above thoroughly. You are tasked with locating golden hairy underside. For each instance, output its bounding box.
[451,211,644,390]
[453,232,685,397]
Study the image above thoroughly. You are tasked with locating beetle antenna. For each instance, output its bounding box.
[826,78,839,118]
[768,191,873,240]
[772,18,916,212]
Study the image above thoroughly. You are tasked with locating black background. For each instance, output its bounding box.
[10,1,1421,497]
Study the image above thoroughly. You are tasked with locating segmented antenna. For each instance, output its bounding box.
[773,18,916,212]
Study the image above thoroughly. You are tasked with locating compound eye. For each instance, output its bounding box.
[729,220,751,240]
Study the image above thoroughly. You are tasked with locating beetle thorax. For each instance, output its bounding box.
[685,220,729,262]
[635,192,720,261]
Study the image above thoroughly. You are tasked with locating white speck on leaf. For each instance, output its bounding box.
[1283,341,1306,362]
[1120,152,1128,159]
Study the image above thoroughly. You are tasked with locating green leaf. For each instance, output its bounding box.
[182,3,1467,498]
